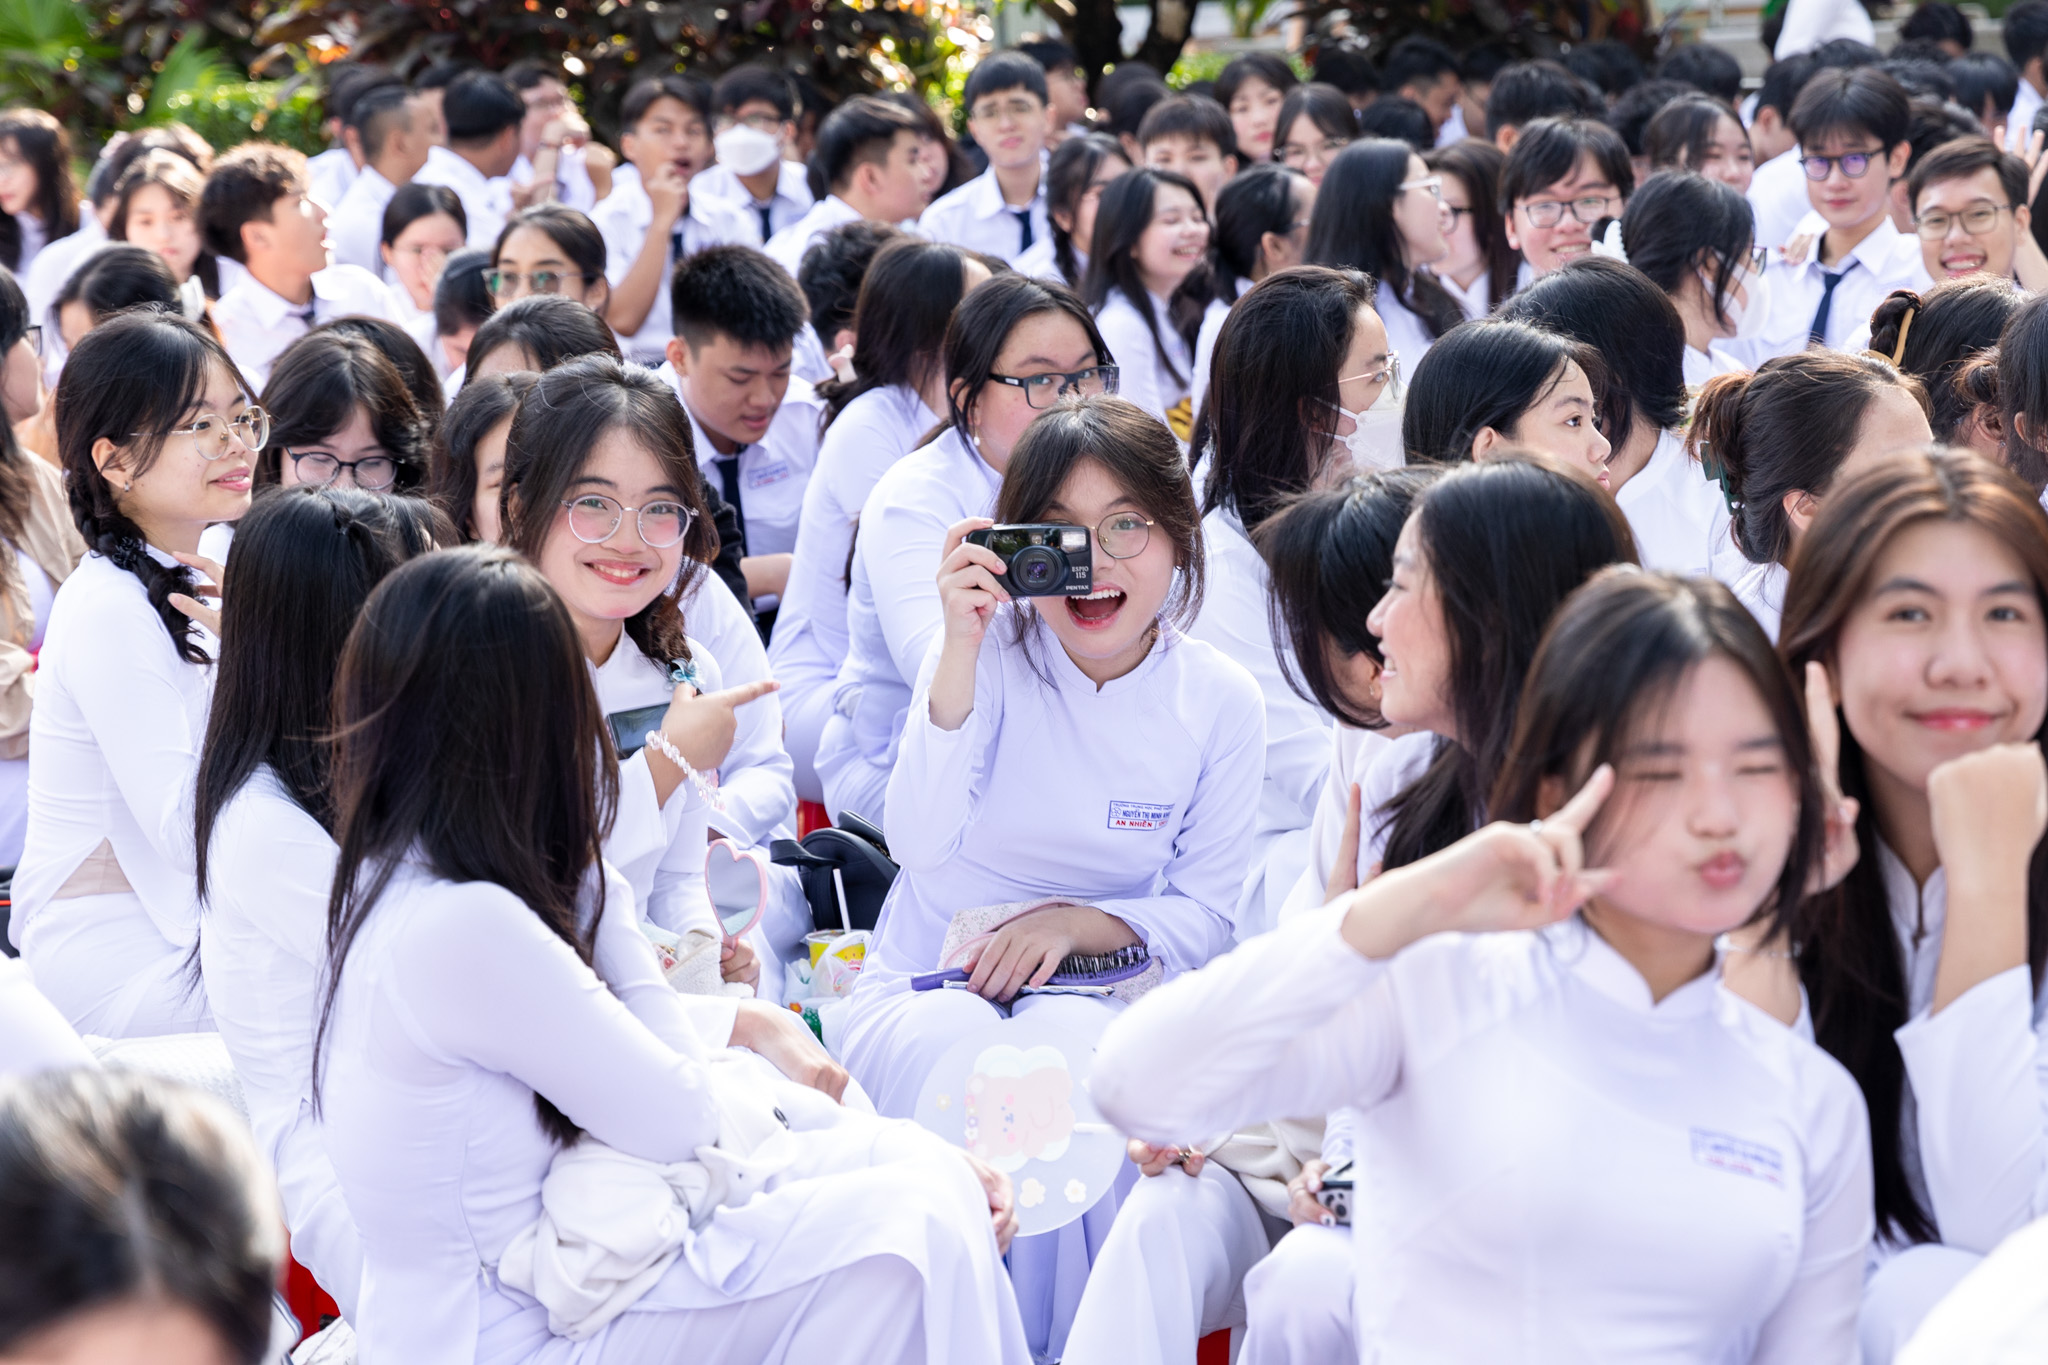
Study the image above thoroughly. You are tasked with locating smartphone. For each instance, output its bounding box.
[1314,1160,1354,1227]
[606,703,669,759]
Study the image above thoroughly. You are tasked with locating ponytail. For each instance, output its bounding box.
[1688,352,1928,567]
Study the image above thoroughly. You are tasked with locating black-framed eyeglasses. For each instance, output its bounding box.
[1915,203,2014,239]
[287,448,400,492]
[1800,149,1883,181]
[989,364,1119,410]
[1519,195,1618,228]
[131,406,269,460]
[18,324,40,357]
[1095,511,1155,559]
[560,493,694,547]
[485,269,599,300]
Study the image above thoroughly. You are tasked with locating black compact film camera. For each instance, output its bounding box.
[965,523,1093,597]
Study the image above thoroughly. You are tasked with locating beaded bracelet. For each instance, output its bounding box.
[643,729,727,813]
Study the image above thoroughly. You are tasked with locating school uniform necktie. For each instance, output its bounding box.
[1808,267,1848,345]
[1014,208,1034,254]
[716,450,749,557]
[757,205,775,244]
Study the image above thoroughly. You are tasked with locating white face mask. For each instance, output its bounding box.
[1709,266,1772,341]
[1331,398,1407,473]
[715,124,782,178]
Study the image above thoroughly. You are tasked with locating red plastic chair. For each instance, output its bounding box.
[1197,1329,1232,1363]
[281,1243,340,1344]
[797,799,830,838]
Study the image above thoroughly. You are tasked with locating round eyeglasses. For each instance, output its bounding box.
[486,269,598,301]
[132,407,270,460]
[561,493,694,548]
[1095,512,1154,560]
[288,449,400,492]
[988,365,1120,410]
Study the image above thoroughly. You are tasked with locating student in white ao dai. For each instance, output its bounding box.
[1096,572,1876,1364]
[12,312,256,1037]
[838,396,1265,1358]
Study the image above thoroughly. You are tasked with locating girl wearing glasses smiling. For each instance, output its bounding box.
[501,355,789,990]
[814,273,1116,829]
[486,203,610,316]
[11,310,257,1037]
[838,394,1263,1357]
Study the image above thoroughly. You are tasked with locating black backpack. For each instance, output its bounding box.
[770,811,899,934]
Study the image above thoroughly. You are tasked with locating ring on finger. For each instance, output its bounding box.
[1528,819,1544,835]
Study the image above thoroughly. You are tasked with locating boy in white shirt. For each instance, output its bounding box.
[595,74,758,367]
[2003,1,2048,151]
[764,97,932,274]
[1750,67,1930,356]
[1907,136,2048,289]
[1500,117,1633,278]
[503,59,615,212]
[326,85,433,277]
[306,66,397,211]
[198,142,399,389]
[660,246,824,621]
[693,67,815,243]
[1746,52,1823,250]
[412,71,523,248]
[918,52,1052,264]
[1137,94,1239,214]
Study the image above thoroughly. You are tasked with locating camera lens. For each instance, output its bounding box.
[1011,545,1063,592]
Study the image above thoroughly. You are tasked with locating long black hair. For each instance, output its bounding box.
[1045,134,1128,288]
[1376,457,1639,870]
[1401,319,1605,465]
[1257,467,1440,727]
[194,486,433,901]
[1781,449,2048,1244]
[465,294,620,376]
[0,110,80,271]
[501,354,718,667]
[432,371,537,542]
[1873,280,2019,446]
[316,316,446,439]
[1081,167,1213,390]
[315,545,619,1148]
[1491,569,1822,946]
[1304,138,1463,341]
[54,309,251,664]
[816,238,975,427]
[1210,162,1308,301]
[1620,170,1755,335]
[1194,265,1376,534]
[259,330,432,491]
[1496,256,1687,461]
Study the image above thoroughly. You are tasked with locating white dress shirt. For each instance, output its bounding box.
[510,145,598,213]
[1434,267,1492,321]
[693,160,815,244]
[412,144,513,249]
[1187,503,1332,940]
[326,164,399,277]
[0,957,92,1077]
[1190,285,1246,418]
[1615,428,1728,576]
[1747,149,1814,254]
[2011,80,2045,153]
[916,160,1050,265]
[593,164,761,365]
[200,767,364,1317]
[764,194,865,275]
[306,146,358,211]
[1373,285,1440,370]
[1744,213,1932,359]
[1684,342,1746,391]
[1278,720,1393,922]
[655,363,823,569]
[212,264,400,392]
[1773,0,1876,57]
[1094,907,1876,1364]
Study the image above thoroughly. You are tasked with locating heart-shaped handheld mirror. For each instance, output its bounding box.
[705,838,767,946]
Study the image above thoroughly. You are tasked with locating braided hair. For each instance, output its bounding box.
[53,309,253,664]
